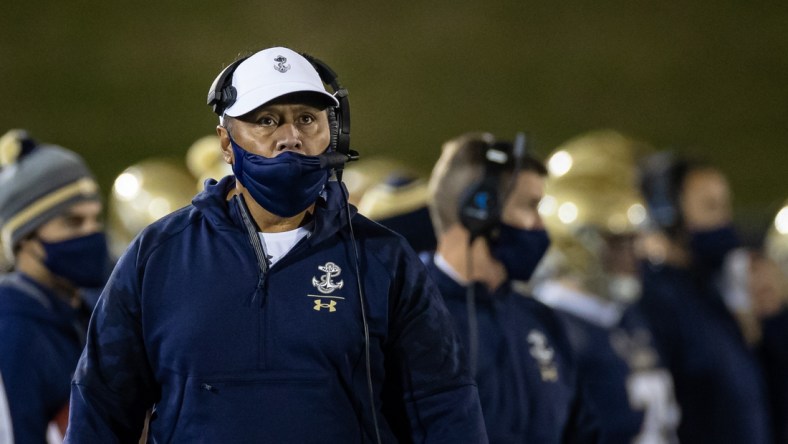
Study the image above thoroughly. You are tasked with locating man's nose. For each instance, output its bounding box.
[276,123,302,152]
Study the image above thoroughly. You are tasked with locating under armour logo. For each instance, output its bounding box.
[273,56,290,73]
[312,262,344,294]
[313,299,337,312]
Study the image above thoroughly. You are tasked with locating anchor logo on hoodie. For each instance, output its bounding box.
[312,262,344,294]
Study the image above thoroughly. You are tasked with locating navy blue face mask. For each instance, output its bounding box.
[229,136,330,217]
[688,224,740,271]
[489,223,551,282]
[41,231,110,289]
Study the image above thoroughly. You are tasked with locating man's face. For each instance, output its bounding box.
[218,103,331,162]
[680,168,732,230]
[500,171,545,230]
[36,200,104,243]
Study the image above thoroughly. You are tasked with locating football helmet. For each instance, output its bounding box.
[108,159,196,257]
[537,129,650,301]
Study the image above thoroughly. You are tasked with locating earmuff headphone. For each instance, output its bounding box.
[206,52,358,170]
[458,133,526,241]
[206,55,249,117]
[456,133,525,378]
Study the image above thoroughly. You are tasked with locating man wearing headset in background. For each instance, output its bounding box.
[0,130,109,443]
[65,46,487,443]
[637,153,775,443]
[423,132,598,443]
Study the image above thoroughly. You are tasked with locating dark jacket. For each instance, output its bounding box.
[0,272,89,443]
[639,262,772,444]
[424,254,598,444]
[536,281,680,443]
[65,177,487,444]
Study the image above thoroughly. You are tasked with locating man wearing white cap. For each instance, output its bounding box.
[65,47,487,443]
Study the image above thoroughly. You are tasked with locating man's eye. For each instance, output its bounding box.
[63,217,84,228]
[299,115,315,124]
[258,117,276,126]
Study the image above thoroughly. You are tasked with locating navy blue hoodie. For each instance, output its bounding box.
[424,255,599,443]
[535,281,680,443]
[639,262,772,444]
[65,177,487,443]
[0,272,89,443]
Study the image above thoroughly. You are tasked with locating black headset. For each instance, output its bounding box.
[456,132,526,378]
[206,51,358,170]
[458,133,527,241]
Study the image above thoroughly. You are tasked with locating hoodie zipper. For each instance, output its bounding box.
[233,195,269,306]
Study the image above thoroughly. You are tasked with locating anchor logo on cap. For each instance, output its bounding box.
[273,55,290,73]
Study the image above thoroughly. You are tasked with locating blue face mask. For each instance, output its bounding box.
[689,224,740,271]
[41,231,110,289]
[489,223,551,282]
[229,136,330,217]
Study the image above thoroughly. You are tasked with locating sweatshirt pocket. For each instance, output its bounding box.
[169,371,363,443]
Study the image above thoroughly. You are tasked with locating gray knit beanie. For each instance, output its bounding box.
[0,129,100,268]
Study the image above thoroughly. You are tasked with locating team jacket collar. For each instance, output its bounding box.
[192,175,357,246]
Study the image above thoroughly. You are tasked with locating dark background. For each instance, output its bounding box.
[1,1,786,240]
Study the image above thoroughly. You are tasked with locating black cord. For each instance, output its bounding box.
[464,132,524,376]
[340,179,383,444]
[465,240,479,378]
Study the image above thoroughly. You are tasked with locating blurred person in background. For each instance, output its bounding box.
[638,151,774,443]
[342,156,414,207]
[0,373,11,443]
[764,199,788,290]
[533,130,680,443]
[0,129,109,443]
[424,131,599,443]
[357,166,437,253]
[759,199,788,443]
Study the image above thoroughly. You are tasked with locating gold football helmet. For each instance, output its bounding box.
[537,129,651,301]
[107,159,196,257]
[765,199,788,279]
[185,135,230,190]
[342,156,417,206]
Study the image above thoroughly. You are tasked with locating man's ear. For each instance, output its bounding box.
[216,125,233,165]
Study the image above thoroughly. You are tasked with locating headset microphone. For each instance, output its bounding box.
[319,151,360,170]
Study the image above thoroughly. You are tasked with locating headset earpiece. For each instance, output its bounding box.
[301,52,357,174]
[459,135,526,241]
[640,151,684,234]
[207,56,250,117]
[327,107,340,153]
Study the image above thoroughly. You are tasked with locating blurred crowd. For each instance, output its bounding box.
[0,125,786,443]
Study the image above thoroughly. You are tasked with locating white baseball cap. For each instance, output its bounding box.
[222,47,339,117]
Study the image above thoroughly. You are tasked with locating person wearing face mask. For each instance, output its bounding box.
[65,47,486,444]
[532,130,680,443]
[637,151,773,443]
[0,129,109,443]
[423,132,599,443]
